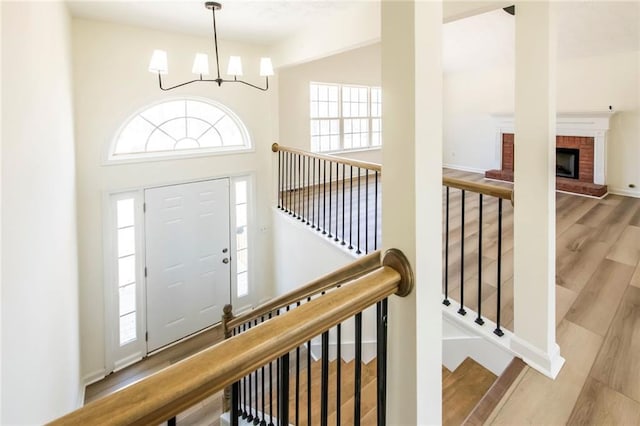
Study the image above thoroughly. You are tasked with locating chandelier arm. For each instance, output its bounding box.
[158,74,213,91]
[220,77,269,92]
[211,6,222,81]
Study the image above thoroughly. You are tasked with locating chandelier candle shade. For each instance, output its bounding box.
[148,2,274,91]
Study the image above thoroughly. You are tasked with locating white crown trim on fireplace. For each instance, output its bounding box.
[490,111,616,185]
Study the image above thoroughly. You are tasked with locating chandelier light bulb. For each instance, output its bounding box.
[227,56,243,77]
[192,53,210,75]
[259,57,274,77]
[148,49,168,74]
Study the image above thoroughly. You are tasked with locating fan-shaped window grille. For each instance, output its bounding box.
[110,98,251,160]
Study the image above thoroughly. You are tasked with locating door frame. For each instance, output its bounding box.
[102,173,256,375]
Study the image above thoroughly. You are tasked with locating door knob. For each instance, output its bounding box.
[222,258,229,264]
[222,248,228,253]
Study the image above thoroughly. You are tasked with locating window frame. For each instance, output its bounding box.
[105,96,254,165]
[309,82,382,154]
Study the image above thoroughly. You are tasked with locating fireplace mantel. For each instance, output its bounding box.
[490,111,616,185]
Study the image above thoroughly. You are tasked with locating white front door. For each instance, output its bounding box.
[145,178,231,352]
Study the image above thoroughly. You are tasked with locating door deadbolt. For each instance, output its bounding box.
[222,258,229,264]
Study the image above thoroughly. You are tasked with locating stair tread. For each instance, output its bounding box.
[443,358,497,426]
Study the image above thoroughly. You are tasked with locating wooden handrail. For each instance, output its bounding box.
[227,250,381,329]
[49,266,403,426]
[443,176,514,204]
[272,143,382,172]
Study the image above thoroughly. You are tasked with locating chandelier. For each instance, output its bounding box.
[148,2,274,92]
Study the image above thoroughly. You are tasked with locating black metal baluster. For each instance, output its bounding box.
[321,331,330,426]
[168,417,176,426]
[232,381,240,426]
[307,298,312,426]
[242,323,248,418]
[297,154,302,219]
[377,299,388,426]
[306,156,310,225]
[349,166,354,250]
[356,167,362,254]
[282,152,287,213]
[295,302,301,426]
[268,313,274,426]
[247,322,254,423]
[337,323,342,423]
[365,171,369,253]
[328,160,333,238]
[311,158,316,229]
[322,160,327,234]
[458,190,467,316]
[443,187,451,306]
[302,155,306,223]
[278,353,289,426]
[375,171,379,251]
[253,320,260,424]
[277,152,282,209]
[494,198,505,337]
[261,317,266,426]
[334,163,340,242]
[354,312,363,425]
[476,194,485,326]
[341,164,346,245]
[289,152,294,216]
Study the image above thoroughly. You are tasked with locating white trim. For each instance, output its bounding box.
[510,335,565,380]
[609,187,640,199]
[82,368,107,389]
[442,163,487,175]
[104,96,253,165]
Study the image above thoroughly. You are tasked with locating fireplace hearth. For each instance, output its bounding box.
[556,148,579,179]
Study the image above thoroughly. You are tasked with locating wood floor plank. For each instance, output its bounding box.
[590,197,639,246]
[489,320,602,425]
[443,358,496,426]
[565,259,635,336]
[567,377,640,426]
[632,264,640,288]
[606,225,640,266]
[576,203,616,228]
[556,285,578,326]
[590,286,640,403]
[556,236,611,293]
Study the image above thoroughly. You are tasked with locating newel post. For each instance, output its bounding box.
[222,304,234,412]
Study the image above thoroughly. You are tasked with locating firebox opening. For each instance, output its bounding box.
[557,148,579,179]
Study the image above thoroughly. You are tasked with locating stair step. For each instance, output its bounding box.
[443,357,497,426]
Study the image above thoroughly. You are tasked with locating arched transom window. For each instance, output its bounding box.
[110,98,251,160]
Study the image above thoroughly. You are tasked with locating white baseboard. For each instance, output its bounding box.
[82,368,107,388]
[510,336,565,379]
[443,163,488,175]
[608,187,640,198]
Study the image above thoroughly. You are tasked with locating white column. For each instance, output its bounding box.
[511,1,564,379]
[382,1,443,423]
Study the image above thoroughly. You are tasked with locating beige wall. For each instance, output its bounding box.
[1,1,80,423]
[278,43,382,164]
[444,49,640,196]
[72,19,278,381]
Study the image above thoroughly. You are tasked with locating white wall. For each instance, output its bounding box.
[443,50,640,195]
[72,19,278,382]
[278,43,382,164]
[1,2,80,423]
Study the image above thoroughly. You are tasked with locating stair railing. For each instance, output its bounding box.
[442,177,514,336]
[272,143,382,255]
[49,249,413,426]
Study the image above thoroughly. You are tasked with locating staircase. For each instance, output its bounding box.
[442,357,497,426]
[230,357,379,426]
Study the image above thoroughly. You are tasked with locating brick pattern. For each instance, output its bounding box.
[484,133,606,197]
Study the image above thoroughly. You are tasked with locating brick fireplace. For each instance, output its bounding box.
[485,112,614,197]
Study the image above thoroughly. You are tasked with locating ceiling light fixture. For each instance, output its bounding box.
[148,1,274,92]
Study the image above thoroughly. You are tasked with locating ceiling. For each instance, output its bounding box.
[66,0,373,46]
[68,1,639,69]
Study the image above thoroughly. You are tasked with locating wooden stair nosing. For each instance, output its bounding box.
[461,357,527,426]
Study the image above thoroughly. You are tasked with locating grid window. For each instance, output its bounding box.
[111,98,251,161]
[310,83,382,152]
[116,198,137,346]
[235,180,249,298]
